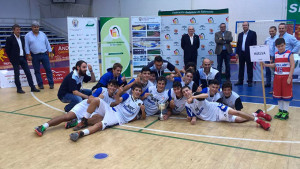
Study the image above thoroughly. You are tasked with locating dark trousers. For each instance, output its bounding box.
[238,51,253,83]
[184,55,197,66]
[265,61,271,85]
[11,57,35,90]
[217,50,231,81]
[31,52,54,87]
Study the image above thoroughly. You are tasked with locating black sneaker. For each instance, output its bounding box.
[73,117,88,131]
[65,119,78,129]
[280,111,289,120]
[31,88,40,92]
[70,131,84,142]
[49,85,54,89]
[17,89,25,94]
[265,84,271,87]
[39,85,44,89]
[34,125,45,136]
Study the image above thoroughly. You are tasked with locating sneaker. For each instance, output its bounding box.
[280,111,289,120]
[49,85,54,89]
[73,117,88,131]
[39,85,44,89]
[256,119,271,131]
[274,110,283,119]
[17,89,25,94]
[34,125,45,136]
[255,109,272,121]
[70,131,84,142]
[65,119,78,129]
[31,87,40,92]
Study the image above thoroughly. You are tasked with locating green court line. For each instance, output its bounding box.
[139,119,159,132]
[1,109,299,159]
[0,110,51,120]
[12,99,58,112]
[113,127,300,159]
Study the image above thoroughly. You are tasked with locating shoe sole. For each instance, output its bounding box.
[70,133,79,142]
[34,129,43,136]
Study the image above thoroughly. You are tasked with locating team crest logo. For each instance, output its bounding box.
[182,26,187,30]
[165,34,171,40]
[209,28,214,34]
[208,49,214,55]
[166,45,170,50]
[199,33,205,40]
[174,49,180,55]
[208,17,214,24]
[226,17,229,23]
[164,26,170,31]
[173,18,179,24]
[190,17,196,24]
[72,19,79,27]
[199,25,206,30]
[174,29,178,35]
[175,60,179,65]
[173,42,179,46]
[109,26,121,39]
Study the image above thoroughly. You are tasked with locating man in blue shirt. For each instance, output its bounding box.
[277,23,300,54]
[57,60,96,112]
[25,21,54,89]
[264,26,278,87]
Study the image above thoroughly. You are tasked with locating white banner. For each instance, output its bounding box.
[159,9,229,70]
[67,17,100,80]
[250,45,270,62]
[0,69,37,88]
[131,16,161,74]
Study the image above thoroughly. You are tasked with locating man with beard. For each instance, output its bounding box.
[57,60,96,112]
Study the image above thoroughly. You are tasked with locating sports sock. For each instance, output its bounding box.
[278,100,283,110]
[42,123,49,129]
[82,129,90,136]
[283,101,290,112]
[254,117,258,122]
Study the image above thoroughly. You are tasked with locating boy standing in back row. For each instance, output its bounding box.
[263,38,295,120]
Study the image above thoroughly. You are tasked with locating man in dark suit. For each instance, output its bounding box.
[215,23,233,82]
[235,22,257,87]
[181,26,200,66]
[5,24,40,93]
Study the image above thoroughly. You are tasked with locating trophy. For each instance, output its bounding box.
[158,102,166,121]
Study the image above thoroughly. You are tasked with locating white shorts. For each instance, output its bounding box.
[70,99,90,120]
[101,107,120,130]
[92,98,110,117]
[216,107,236,122]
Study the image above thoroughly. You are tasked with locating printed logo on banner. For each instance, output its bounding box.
[164,34,171,40]
[174,29,178,35]
[209,28,214,34]
[72,19,79,27]
[86,21,95,27]
[175,60,179,65]
[166,45,171,50]
[109,26,121,39]
[207,17,214,24]
[190,17,196,24]
[201,44,205,50]
[181,26,187,30]
[209,41,215,46]
[172,18,179,24]
[174,49,180,55]
[164,26,170,31]
[226,17,229,22]
[208,49,214,55]
[199,33,207,40]
[199,25,206,30]
[173,42,179,46]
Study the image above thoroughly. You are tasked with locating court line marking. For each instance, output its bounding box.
[139,119,159,132]
[120,124,300,144]
[30,92,299,144]
[12,99,58,112]
[31,92,65,113]
[113,127,300,159]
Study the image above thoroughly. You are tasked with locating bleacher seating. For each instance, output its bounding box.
[0,25,67,48]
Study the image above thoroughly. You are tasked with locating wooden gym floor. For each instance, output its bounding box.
[1,82,300,169]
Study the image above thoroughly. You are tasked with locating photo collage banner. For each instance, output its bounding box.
[67,17,100,80]
[159,9,229,70]
[131,16,161,74]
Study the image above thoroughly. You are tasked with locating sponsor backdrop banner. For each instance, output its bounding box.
[131,16,161,74]
[67,17,100,80]
[159,9,229,70]
[0,44,70,88]
[100,17,130,77]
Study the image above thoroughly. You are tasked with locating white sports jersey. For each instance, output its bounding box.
[185,99,231,122]
[127,79,154,94]
[168,88,187,114]
[143,86,169,116]
[220,91,241,110]
[115,93,143,123]
[93,87,115,105]
[174,77,194,89]
[201,87,221,102]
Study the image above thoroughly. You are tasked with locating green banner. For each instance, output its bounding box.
[158,9,228,16]
[287,0,300,24]
[100,17,131,77]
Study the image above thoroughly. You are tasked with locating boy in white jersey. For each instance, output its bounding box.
[182,86,272,130]
[141,76,169,116]
[263,38,295,120]
[220,81,243,111]
[34,80,119,136]
[169,69,200,92]
[164,81,187,120]
[149,70,157,85]
[126,66,154,94]
[201,79,222,102]
[69,83,145,142]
